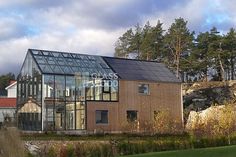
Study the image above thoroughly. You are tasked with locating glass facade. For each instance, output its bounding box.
[17,49,119,131]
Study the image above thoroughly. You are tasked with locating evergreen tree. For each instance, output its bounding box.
[130,23,142,59]
[222,28,236,80]
[164,18,194,78]
[0,73,15,90]
[114,28,134,58]
[192,32,211,81]
[208,27,225,81]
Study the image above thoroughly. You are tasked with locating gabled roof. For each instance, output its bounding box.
[25,49,181,83]
[0,98,16,108]
[103,57,181,83]
[29,49,114,76]
[5,81,17,90]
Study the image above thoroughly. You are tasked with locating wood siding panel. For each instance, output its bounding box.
[86,80,182,132]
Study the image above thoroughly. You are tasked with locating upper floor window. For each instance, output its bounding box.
[96,110,108,124]
[138,84,149,95]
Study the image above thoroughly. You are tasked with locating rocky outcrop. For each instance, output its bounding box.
[183,81,236,112]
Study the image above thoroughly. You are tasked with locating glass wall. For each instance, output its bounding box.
[17,52,42,131]
[44,75,54,130]
[66,76,75,130]
[18,50,120,131]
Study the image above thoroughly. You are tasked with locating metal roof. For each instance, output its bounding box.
[103,57,181,83]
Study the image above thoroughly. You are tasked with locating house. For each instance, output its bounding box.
[5,81,17,98]
[0,81,17,126]
[17,49,183,133]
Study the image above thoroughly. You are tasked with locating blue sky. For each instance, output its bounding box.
[0,0,236,74]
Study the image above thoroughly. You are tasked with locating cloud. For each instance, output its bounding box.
[0,28,124,74]
[0,0,236,75]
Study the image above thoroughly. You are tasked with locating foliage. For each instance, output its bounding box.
[114,17,236,82]
[188,101,236,145]
[0,127,25,157]
[0,73,15,95]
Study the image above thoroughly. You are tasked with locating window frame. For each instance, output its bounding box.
[95,110,109,124]
[127,110,138,122]
[138,83,150,95]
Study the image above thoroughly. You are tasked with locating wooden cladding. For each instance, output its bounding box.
[86,80,182,132]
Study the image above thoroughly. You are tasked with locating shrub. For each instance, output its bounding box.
[46,147,57,157]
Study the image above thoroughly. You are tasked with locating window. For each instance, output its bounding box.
[138,84,149,94]
[96,110,108,124]
[103,80,110,93]
[127,110,138,122]
[110,80,118,101]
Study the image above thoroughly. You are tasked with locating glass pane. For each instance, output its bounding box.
[61,66,73,74]
[39,64,53,73]
[95,78,102,100]
[66,102,75,130]
[76,109,85,129]
[32,50,42,55]
[138,84,149,94]
[44,75,54,99]
[34,56,46,64]
[103,80,110,93]
[50,65,63,74]
[96,110,108,124]
[66,76,75,102]
[85,78,94,100]
[127,110,138,122]
[55,75,65,101]
[55,102,65,130]
[111,80,118,101]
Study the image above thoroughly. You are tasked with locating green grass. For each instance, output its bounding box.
[122,145,236,157]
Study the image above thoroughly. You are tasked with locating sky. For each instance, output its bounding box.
[0,0,236,75]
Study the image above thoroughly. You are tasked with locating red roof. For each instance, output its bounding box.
[9,80,16,85]
[0,98,16,108]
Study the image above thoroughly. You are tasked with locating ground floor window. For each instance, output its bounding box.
[127,110,138,122]
[96,110,108,124]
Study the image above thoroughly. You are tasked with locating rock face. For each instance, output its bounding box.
[186,105,225,130]
[183,81,236,111]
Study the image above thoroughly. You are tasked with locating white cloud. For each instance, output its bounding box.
[1,0,236,75]
[0,28,125,74]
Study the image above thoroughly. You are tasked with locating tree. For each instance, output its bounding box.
[164,17,194,78]
[130,23,142,59]
[114,29,134,58]
[140,21,152,60]
[0,73,15,90]
[222,28,236,80]
[208,27,226,81]
[140,20,165,61]
[192,32,211,81]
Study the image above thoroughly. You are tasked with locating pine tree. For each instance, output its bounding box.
[164,18,194,78]
[222,28,236,80]
[114,28,134,58]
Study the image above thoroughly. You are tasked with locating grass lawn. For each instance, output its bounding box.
[122,145,236,157]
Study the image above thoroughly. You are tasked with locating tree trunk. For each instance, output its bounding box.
[218,54,225,81]
[230,56,234,80]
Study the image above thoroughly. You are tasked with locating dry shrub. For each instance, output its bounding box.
[0,127,25,157]
[153,111,184,135]
[190,102,236,144]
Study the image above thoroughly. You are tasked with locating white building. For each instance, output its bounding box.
[5,81,17,98]
[0,81,17,125]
